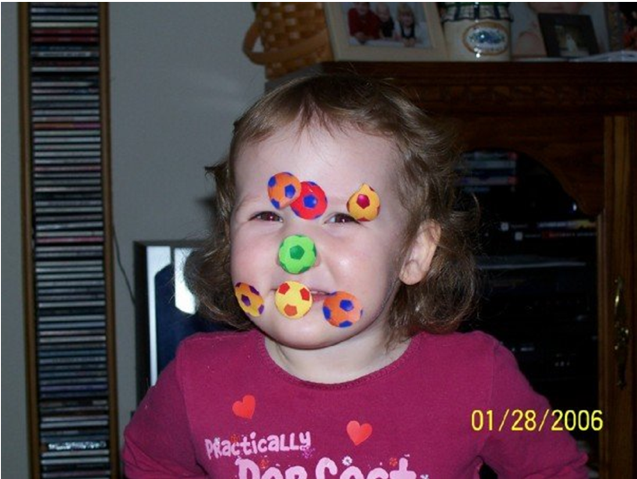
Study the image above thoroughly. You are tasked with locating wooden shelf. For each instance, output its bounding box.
[280,61,637,116]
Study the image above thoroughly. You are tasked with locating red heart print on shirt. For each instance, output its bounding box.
[232,394,256,419]
[347,420,373,446]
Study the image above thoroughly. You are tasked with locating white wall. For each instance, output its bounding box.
[2,3,265,475]
[2,2,29,476]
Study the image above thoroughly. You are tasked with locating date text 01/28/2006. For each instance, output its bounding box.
[471,409,603,433]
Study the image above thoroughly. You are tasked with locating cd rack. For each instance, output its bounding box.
[19,3,119,478]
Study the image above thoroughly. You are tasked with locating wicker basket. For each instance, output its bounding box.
[243,3,334,79]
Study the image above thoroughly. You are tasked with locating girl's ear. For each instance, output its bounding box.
[399,221,440,285]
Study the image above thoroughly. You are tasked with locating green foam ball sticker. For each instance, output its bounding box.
[278,235,317,274]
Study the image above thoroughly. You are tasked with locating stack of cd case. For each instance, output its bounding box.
[21,3,118,478]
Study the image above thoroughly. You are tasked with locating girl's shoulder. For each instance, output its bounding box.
[415,329,513,377]
[419,329,502,356]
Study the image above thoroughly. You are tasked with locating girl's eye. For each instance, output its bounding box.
[252,211,282,222]
[329,213,359,224]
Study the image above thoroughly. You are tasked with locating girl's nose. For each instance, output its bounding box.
[277,234,320,274]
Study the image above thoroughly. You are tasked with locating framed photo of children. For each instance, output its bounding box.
[324,2,447,61]
[538,13,600,58]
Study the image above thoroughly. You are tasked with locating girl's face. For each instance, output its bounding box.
[400,12,414,26]
[354,2,370,16]
[377,6,390,22]
[230,122,435,351]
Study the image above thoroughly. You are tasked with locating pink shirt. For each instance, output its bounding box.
[123,329,588,478]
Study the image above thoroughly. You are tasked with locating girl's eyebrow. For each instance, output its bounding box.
[233,194,264,212]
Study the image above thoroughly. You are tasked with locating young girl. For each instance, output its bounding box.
[347,2,381,45]
[375,3,395,40]
[394,3,418,47]
[123,74,588,478]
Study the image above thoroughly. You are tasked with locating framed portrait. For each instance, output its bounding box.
[538,13,600,59]
[509,3,609,59]
[324,2,447,61]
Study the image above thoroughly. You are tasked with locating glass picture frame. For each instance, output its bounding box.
[324,2,447,61]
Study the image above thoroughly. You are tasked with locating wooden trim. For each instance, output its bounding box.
[597,198,609,476]
[598,118,613,478]
[600,114,636,477]
[19,4,41,478]
[272,62,637,116]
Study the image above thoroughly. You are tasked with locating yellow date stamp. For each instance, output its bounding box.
[471,409,603,432]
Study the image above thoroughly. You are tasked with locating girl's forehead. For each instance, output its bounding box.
[234,124,403,205]
[239,121,397,161]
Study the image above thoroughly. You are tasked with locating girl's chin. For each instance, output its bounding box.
[257,315,350,350]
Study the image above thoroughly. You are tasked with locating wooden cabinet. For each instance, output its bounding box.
[284,61,636,477]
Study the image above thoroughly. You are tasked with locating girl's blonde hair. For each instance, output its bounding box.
[397,3,415,18]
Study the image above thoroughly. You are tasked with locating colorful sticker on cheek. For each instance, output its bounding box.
[290,181,328,220]
[278,234,317,274]
[234,282,265,317]
[275,281,313,319]
[322,291,363,328]
[347,184,381,222]
[267,172,302,210]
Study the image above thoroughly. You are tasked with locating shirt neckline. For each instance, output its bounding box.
[255,329,425,390]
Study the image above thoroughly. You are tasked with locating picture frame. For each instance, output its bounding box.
[324,2,447,61]
[604,2,625,51]
[538,13,600,59]
[509,3,609,60]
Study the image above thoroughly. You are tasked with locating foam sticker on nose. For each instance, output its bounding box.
[275,281,313,319]
[268,172,302,210]
[278,235,317,274]
[290,181,328,220]
[347,184,380,222]
[234,282,265,317]
[322,291,363,328]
